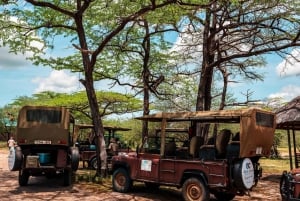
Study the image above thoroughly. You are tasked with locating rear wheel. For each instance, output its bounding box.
[112,168,132,193]
[18,169,29,186]
[182,177,209,201]
[63,169,72,186]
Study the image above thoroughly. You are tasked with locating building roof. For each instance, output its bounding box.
[276,96,300,130]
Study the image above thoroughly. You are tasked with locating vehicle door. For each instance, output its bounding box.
[135,137,160,181]
[159,158,176,183]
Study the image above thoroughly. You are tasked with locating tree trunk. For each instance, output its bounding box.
[84,73,107,177]
[141,20,151,139]
[142,69,150,139]
[196,3,217,139]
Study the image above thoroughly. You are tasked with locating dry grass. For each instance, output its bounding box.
[260,158,290,174]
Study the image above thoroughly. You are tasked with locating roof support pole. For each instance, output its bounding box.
[287,129,293,170]
[160,117,167,157]
[293,128,297,168]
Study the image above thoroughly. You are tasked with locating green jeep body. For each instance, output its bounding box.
[8,106,79,186]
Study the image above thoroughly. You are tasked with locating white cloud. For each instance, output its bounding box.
[32,70,80,93]
[276,49,300,77]
[0,47,30,69]
[268,85,300,101]
[0,16,45,70]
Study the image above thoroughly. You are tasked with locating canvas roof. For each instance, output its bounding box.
[75,124,131,131]
[136,107,269,123]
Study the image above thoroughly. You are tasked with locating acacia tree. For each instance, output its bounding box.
[0,0,210,176]
[161,0,299,138]
[190,0,300,111]
[10,91,142,121]
[108,18,180,138]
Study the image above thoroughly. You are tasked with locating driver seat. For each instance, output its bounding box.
[189,136,203,158]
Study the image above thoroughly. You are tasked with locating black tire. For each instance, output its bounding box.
[19,169,29,186]
[182,177,209,201]
[112,168,132,193]
[280,171,291,201]
[90,157,97,170]
[213,192,235,201]
[8,146,23,171]
[70,147,80,171]
[233,158,254,190]
[63,169,72,186]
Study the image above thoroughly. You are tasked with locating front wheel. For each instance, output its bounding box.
[63,169,72,186]
[112,168,132,193]
[89,157,97,170]
[70,147,80,171]
[182,177,209,201]
[280,171,291,201]
[19,169,29,186]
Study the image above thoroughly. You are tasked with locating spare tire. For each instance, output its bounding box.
[8,146,23,171]
[233,158,254,190]
[70,147,80,171]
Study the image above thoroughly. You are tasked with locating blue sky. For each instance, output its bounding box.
[228,51,300,103]
[0,35,299,107]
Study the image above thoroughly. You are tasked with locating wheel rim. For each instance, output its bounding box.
[91,159,97,169]
[186,183,202,200]
[116,173,126,187]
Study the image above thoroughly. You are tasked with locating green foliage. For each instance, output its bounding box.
[274,132,284,147]
[5,91,142,123]
[1,0,299,135]
[104,118,143,149]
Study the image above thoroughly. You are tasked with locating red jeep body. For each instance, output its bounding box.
[111,108,276,201]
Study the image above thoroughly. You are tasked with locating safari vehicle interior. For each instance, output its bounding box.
[74,124,131,151]
[141,128,189,155]
[137,107,275,161]
[73,124,132,169]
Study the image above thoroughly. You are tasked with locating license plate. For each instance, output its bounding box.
[34,140,52,144]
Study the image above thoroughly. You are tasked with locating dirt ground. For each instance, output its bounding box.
[0,149,282,201]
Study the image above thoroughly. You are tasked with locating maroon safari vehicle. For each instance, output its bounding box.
[111,108,276,201]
